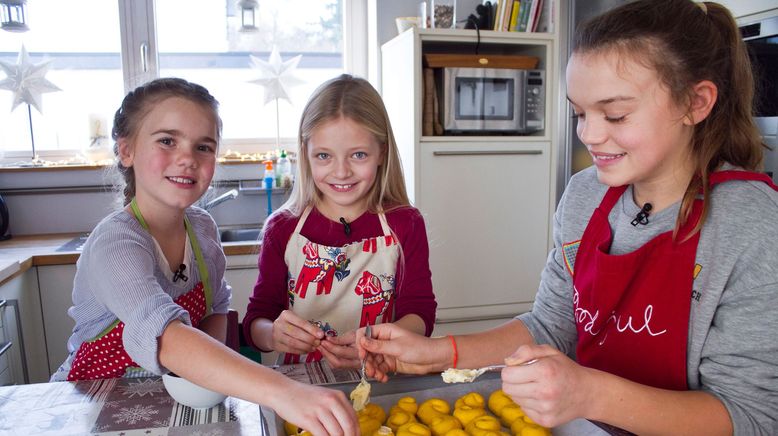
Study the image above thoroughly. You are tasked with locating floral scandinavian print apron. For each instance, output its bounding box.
[282,206,400,364]
[567,171,777,390]
[67,200,213,381]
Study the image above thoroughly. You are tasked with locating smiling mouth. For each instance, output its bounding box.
[167,176,195,184]
[592,152,626,161]
[331,183,355,191]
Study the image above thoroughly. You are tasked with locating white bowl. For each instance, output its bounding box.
[162,373,227,409]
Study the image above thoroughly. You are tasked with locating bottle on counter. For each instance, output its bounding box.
[263,160,275,190]
[275,150,293,188]
[263,160,275,216]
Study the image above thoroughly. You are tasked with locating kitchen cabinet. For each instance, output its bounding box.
[714,1,777,20]
[224,254,279,364]
[381,29,559,329]
[0,269,49,384]
[37,264,77,376]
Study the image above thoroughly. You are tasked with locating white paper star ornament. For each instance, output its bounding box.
[0,45,62,113]
[248,46,304,105]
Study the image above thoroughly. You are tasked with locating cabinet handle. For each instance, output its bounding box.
[0,299,5,310]
[0,341,10,357]
[140,42,149,73]
[432,150,542,157]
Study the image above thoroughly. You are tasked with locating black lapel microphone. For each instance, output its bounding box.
[631,203,653,226]
[339,217,351,236]
[172,264,188,282]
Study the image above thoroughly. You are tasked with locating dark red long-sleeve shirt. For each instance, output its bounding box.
[242,206,436,350]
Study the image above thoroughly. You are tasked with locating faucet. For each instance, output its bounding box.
[203,189,239,211]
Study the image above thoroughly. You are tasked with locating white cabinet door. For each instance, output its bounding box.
[224,258,279,364]
[224,265,258,321]
[419,141,551,322]
[0,269,49,383]
[37,264,77,376]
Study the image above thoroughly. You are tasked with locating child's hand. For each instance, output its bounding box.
[271,310,325,355]
[273,380,358,436]
[501,344,595,428]
[318,330,360,369]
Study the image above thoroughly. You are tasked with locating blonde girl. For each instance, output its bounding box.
[244,74,437,368]
[53,77,357,435]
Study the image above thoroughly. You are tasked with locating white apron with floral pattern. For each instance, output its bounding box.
[282,206,399,364]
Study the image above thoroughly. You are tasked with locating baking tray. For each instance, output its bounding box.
[260,372,614,435]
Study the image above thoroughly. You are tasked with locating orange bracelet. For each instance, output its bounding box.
[448,335,458,369]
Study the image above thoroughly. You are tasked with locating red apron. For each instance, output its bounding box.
[67,199,213,381]
[571,170,777,390]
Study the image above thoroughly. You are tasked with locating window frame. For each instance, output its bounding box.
[0,0,366,166]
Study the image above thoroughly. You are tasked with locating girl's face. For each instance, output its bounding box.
[119,96,218,214]
[307,117,384,220]
[566,51,695,195]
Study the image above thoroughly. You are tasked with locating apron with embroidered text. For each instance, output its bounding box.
[67,200,213,381]
[282,206,400,364]
[568,171,777,390]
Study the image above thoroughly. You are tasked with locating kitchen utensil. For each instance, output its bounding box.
[441,359,538,383]
[349,324,372,410]
[361,324,372,379]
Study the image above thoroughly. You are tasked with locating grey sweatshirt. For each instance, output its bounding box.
[518,166,778,434]
[54,206,231,378]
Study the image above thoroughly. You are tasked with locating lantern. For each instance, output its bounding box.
[239,0,258,32]
[1,0,28,32]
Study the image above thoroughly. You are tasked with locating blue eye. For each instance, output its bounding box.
[315,152,329,160]
[159,137,174,147]
[353,151,367,159]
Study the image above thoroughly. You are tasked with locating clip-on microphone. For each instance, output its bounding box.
[631,203,653,226]
[172,264,188,282]
[339,217,351,236]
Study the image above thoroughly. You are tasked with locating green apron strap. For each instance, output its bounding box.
[185,215,213,315]
[131,197,213,315]
[130,198,150,230]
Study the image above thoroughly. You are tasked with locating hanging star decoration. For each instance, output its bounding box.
[248,46,304,106]
[0,45,62,113]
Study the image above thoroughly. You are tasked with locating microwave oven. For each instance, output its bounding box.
[441,67,545,134]
[740,14,778,181]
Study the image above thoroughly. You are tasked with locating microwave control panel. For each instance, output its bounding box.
[525,70,545,132]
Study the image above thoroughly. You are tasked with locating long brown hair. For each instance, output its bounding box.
[276,74,410,217]
[573,0,766,239]
[111,77,222,206]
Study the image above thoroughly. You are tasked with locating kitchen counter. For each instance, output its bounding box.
[0,363,619,436]
[0,233,259,286]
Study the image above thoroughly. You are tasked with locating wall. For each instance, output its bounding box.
[0,164,288,235]
[368,0,482,89]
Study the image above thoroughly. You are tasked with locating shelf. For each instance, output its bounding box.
[420,135,549,143]
[414,28,557,43]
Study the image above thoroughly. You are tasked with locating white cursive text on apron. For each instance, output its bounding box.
[573,287,667,345]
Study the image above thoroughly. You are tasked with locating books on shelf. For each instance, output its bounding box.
[483,0,553,33]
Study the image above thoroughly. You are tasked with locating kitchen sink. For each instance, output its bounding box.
[219,227,262,243]
[57,233,90,252]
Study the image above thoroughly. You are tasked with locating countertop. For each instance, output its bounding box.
[0,364,617,436]
[0,233,259,286]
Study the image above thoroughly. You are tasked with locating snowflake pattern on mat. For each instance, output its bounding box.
[189,429,228,436]
[111,404,159,425]
[117,378,165,398]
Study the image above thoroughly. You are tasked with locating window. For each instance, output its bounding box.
[0,0,359,164]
